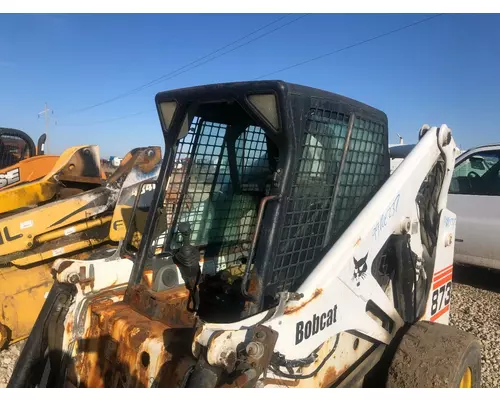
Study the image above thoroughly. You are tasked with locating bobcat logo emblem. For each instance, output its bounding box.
[352,253,368,287]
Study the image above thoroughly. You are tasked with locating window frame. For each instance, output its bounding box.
[450,146,500,196]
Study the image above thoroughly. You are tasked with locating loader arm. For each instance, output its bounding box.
[0,146,162,265]
[0,145,103,213]
[189,124,457,387]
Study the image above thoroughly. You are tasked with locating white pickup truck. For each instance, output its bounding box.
[390,142,500,271]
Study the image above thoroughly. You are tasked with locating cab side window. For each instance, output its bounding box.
[450,150,500,196]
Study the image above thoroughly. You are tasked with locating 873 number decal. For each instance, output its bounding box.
[430,265,453,322]
[431,281,451,315]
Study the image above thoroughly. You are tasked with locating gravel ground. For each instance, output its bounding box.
[0,266,498,388]
[0,341,24,388]
[449,266,500,388]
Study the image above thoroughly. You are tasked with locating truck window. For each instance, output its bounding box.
[450,150,500,195]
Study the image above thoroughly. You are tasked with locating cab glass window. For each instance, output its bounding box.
[450,150,500,195]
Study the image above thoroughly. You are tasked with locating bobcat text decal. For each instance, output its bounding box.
[0,168,20,188]
[295,305,338,345]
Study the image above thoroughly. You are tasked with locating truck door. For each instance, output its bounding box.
[448,148,500,269]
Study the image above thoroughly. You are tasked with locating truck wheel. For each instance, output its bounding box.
[386,321,481,388]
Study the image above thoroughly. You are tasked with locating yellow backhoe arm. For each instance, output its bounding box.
[0,145,103,215]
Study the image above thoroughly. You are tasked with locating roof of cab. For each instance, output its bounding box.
[155,80,387,123]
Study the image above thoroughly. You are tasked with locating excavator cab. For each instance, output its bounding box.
[0,128,48,168]
[0,128,58,190]
[10,81,480,388]
[0,128,37,169]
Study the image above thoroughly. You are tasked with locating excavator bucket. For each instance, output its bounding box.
[0,146,162,349]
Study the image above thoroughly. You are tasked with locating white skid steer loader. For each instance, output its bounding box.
[9,81,480,388]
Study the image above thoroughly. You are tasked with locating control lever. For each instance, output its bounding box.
[173,222,201,312]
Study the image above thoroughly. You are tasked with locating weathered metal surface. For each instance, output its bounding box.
[35,215,112,244]
[0,145,103,214]
[0,146,162,265]
[0,156,59,191]
[261,332,373,388]
[72,299,196,388]
[0,146,162,350]
[0,181,55,215]
[3,216,112,266]
[0,263,52,346]
[284,288,323,315]
[107,146,162,185]
[54,255,134,296]
[108,147,162,243]
[127,284,197,329]
[0,187,115,260]
[57,146,102,184]
[0,248,98,347]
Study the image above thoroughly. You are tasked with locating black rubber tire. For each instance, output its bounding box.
[386,321,481,388]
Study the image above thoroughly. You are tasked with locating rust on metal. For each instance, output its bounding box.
[57,146,103,185]
[78,265,95,291]
[136,147,162,174]
[284,288,323,315]
[65,318,74,336]
[73,297,196,388]
[107,147,162,185]
[245,269,260,298]
[261,377,301,387]
[319,365,348,387]
[56,260,75,273]
[141,270,154,288]
[126,284,196,329]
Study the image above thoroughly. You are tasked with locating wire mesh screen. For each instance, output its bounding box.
[162,117,271,272]
[271,106,350,291]
[330,116,387,231]
[0,134,28,169]
[271,106,388,292]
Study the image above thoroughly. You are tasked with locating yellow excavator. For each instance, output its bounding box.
[0,127,88,191]
[0,145,162,349]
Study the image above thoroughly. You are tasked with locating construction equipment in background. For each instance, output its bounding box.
[0,143,111,215]
[9,81,481,388]
[0,128,56,190]
[0,128,47,166]
[0,146,162,349]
